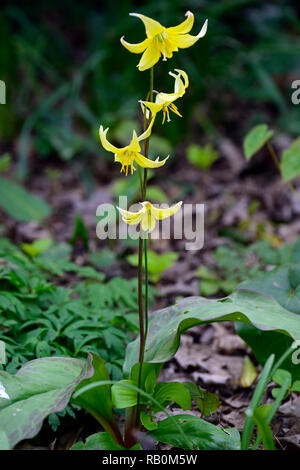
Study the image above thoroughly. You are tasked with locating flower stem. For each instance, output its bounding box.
[135,66,154,426]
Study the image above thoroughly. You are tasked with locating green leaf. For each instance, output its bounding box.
[199,279,220,296]
[243,124,274,160]
[0,340,5,364]
[140,410,158,431]
[252,405,275,450]
[124,291,300,376]
[195,266,218,281]
[187,144,219,170]
[71,215,89,250]
[111,380,137,408]
[236,323,300,381]
[149,415,240,450]
[0,153,11,173]
[272,369,292,388]
[21,239,53,257]
[127,250,178,283]
[0,355,93,448]
[130,362,162,397]
[72,354,115,430]
[0,177,51,222]
[240,356,258,388]
[291,380,300,392]
[281,137,300,181]
[0,429,10,450]
[153,382,191,411]
[72,432,123,450]
[196,390,221,417]
[71,432,141,450]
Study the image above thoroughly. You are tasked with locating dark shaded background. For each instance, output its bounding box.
[1,0,300,188]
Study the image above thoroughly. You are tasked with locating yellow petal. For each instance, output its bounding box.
[170,19,208,49]
[156,92,177,106]
[123,213,144,226]
[169,72,186,97]
[99,126,120,153]
[140,101,162,115]
[117,206,144,221]
[141,213,149,232]
[137,43,161,71]
[148,213,156,232]
[129,130,141,153]
[151,201,182,220]
[134,153,168,169]
[166,11,194,35]
[120,36,150,54]
[138,114,156,141]
[141,211,156,232]
[174,69,189,90]
[130,13,164,38]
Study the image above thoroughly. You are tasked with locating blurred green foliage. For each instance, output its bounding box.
[0,0,300,180]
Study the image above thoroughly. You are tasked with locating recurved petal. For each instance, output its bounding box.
[172,19,208,49]
[138,114,156,141]
[137,43,161,71]
[169,72,186,96]
[130,13,164,37]
[117,206,144,221]
[120,36,150,54]
[166,11,194,35]
[99,126,120,153]
[174,69,189,89]
[152,201,182,220]
[135,153,169,169]
[122,213,144,226]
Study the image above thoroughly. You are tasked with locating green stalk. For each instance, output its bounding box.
[131,67,154,435]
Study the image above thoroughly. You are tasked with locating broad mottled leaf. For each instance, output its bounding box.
[111,380,137,408]
[0,429,10,450]
[0,340,5,364]
[236,323,300,381]
[238,265,300,314]
[281,137,300,181]
[0,177,51,222]
[72,354,115,430]
[243,124,274,159]
[124,291,300,376]
[149,415,240,450]
[0,356,93,448]
[153,382,191,411]
[71,432,142,450]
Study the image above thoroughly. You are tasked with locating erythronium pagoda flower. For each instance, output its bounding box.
[118,200,182,232]
[140,69,189,124]
[99,117,168,175]
[121,11,208,71]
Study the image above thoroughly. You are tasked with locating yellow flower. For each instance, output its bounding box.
[140,69,188,124]
[118,200,182,232]
[99,117,168,175]
[121,11,208,71]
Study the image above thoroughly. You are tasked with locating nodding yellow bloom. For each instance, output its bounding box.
[121,11,208,71]
[99,117,168,175]
[140,69,188,124]
[118,200,182,232]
